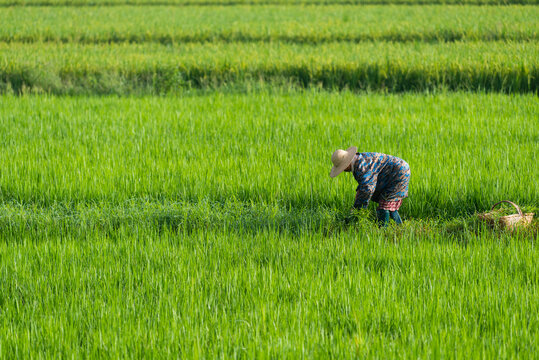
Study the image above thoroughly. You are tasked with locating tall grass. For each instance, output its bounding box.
[1,5,536,44]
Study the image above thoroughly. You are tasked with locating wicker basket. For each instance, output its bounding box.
[478,200,534,230]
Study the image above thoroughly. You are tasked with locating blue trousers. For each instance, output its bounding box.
[376,209,403,227]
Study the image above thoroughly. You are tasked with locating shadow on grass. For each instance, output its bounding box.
[0,198,536,242]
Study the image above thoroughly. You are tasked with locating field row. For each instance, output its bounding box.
[0,93,537,218]
[2,6,537,44]
[1,42,537,93]
[1,0,536,6]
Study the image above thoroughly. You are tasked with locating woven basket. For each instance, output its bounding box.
[478,200,534,230]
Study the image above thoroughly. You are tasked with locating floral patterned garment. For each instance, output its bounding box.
[352,152,410,209]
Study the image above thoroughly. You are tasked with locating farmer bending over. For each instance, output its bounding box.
[330,147,410,227]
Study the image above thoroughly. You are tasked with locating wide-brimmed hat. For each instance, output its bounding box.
[330,146,357,178]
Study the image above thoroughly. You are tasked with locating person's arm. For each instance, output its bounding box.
[353,177,376,209]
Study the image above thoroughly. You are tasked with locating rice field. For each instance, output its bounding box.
[1,4,538,94]
[0,0,538,358]
[1,6,537,44]
[1,92,538,358]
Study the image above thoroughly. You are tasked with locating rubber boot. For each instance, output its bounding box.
[376,209,390,228]
[390,211,403,225]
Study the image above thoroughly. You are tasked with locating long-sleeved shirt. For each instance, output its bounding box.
[352,152,410,209]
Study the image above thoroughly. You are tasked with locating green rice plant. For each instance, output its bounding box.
[0,92,536,219]
[0,41,537,93]
[1,5,537,44]
[0,91,537,358]
[1,224,538,358]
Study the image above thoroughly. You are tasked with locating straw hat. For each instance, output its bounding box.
[330,146,357,178]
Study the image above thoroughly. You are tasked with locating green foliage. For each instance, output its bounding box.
[1,224,538,358]
[1,42,537,94]
[0,92,536,218]
[1,5,537,44]
[2,3,537,93]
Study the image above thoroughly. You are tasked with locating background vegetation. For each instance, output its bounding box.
[0,4,537,94]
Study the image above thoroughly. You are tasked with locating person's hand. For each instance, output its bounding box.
[344,208,359,224]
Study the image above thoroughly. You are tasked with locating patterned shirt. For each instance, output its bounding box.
[352,153,410,209]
